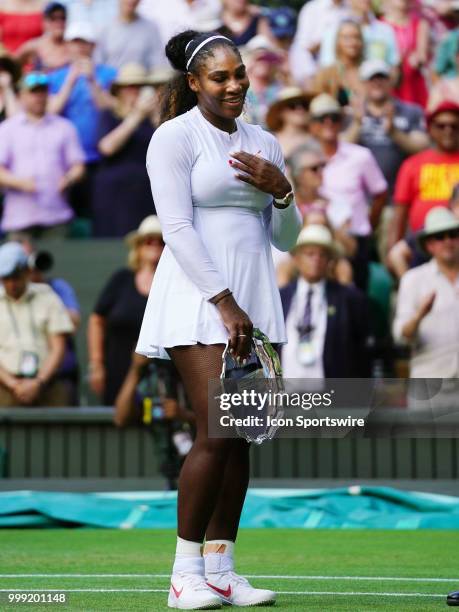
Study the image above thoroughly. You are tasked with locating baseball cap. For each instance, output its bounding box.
[64,21,97,43]
[43,1,66,17]
[268,7,297,39]
[0,242,29,278]
[20,72,49,91]
[426,100,459,125]
[359,59,390,81]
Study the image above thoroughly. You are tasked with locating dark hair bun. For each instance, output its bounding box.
[165,30,200,72]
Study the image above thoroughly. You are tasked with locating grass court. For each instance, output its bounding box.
[0,529,456,610]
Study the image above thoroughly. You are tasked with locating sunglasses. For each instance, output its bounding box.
[286,100,309,111]
[47,13,66,21]
[141,236,164,246]
[303,162,326,173]
[316,113,341,124]
[430,229,459,241]
[368,73,389,81]
[255,52,281,64]
[432,121,459,132]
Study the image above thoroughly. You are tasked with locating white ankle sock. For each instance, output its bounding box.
[204,539,235,574]
[172,536,204,575]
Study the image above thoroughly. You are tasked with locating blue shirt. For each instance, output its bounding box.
[48,277,80,375]
[48,64,117,162]
[49,277,80,313]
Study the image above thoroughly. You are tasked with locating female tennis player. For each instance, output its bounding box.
[137,29,301,610]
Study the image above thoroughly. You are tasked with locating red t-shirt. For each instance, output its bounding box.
[394,149,459,231]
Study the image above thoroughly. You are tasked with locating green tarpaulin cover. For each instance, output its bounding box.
[0,487,458,529]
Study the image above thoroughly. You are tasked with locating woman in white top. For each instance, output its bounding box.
[136,29,301,610]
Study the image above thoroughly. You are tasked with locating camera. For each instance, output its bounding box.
[28,251,54,273]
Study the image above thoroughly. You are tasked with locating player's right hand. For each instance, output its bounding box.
[216,294,253,361]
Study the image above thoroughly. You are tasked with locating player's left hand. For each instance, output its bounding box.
[230,151,291,199]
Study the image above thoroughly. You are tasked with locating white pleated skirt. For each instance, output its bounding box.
[136,206,287,359]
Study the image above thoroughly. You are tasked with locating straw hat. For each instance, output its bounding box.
[125,215,163,247]
[417,207,459,252]
[266,87,312,131]
[309,93,342,119]
[291,224,338,255]
[149,66,176,85]
[111,63,156,92]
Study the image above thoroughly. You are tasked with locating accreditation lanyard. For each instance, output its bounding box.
[6,297,38,349]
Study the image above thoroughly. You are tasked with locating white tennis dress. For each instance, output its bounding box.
[136,105,302,359]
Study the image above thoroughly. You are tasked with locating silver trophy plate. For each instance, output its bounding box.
[220,328,284,444]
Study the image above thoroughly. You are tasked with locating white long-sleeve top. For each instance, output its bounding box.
[146,105,301,301]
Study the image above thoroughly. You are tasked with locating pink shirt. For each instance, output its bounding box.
[381,15,428,108]
[0,113,85,232]
[320,141,388,236]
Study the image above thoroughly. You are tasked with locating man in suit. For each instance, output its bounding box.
[280,224,370,379]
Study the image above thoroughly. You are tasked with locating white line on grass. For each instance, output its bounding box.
[0,589,445,598]
[249,576,459,583]
[0,589,169,593]
[0,575,166,579]
[0,574,458,583]
[278,592,445,598]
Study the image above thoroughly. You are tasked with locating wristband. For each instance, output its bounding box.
[212,290,232,305]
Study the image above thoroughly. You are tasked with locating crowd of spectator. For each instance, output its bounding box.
[0,0,459,419]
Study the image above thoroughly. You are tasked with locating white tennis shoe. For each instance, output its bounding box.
[206,571,276,607]
[168,572,222,610]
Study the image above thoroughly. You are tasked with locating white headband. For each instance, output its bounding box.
[185,35,232,71]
